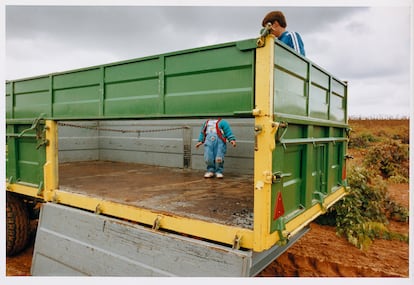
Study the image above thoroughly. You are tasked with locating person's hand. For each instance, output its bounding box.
[195,142,203,148]
[230,140,236,147]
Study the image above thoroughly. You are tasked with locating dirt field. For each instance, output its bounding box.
[6,119,410,277]
[258,183,409,277]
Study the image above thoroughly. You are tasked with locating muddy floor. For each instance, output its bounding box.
[59,161,254,228]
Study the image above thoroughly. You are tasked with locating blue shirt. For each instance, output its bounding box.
[278,31,306,56]
[198,119,236,143]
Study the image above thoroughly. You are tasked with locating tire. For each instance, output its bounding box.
[6,193,30,256]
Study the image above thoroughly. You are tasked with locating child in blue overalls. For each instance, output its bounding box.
[195,119,236,178]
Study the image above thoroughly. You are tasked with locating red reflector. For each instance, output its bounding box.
[342,160,347,180]
[273,191,285,220]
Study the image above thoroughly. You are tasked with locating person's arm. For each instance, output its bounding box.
[195,121,207,148]
[219,120,236,147]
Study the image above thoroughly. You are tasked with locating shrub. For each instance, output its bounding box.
[363,140,409,179]
[384,198,409,222]
[316,167,409,249]
[348,132,378,149]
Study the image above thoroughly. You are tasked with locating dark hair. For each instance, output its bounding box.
[262,11,287,28]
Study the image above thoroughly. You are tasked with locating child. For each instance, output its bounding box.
[195,118,236,178]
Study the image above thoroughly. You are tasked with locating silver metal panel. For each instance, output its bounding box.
[32,203,253,276]
[57,118,255,172]
[58,121,99,162]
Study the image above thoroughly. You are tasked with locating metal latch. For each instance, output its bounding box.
[254,125,262,151]
[345,154,354,160]
[256,23,273,47]
[272,171,292,183]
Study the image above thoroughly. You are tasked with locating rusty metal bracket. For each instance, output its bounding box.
[152,215,162,230]
[95,204,102,215]
[17,113,45,138]
[52,192,59,203]
[275,121,288,144]
[37,181,44,196]
[254,125,263,151]
[232,235,242,250]
[256,23,273,47]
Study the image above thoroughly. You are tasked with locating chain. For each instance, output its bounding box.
[57,122,190,134]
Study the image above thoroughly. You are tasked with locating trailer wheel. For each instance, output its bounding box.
[6,193,30,256]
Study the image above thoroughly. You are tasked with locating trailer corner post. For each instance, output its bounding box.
[253,35,277,252]
[43,120,59,201]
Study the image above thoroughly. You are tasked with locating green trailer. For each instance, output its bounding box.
[5,34,349,276]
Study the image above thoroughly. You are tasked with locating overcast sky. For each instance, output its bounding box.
[3,2,413,117]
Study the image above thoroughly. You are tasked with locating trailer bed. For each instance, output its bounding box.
[59,160,254,229]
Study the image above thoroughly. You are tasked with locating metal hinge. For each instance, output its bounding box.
[233,235,242,250]
[95,204,102,215]
[254,125,262,151]
[152,216,162,231]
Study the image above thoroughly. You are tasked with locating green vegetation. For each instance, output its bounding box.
[316,119,409,250]
[364,140,409,182]
[317,167,409,249]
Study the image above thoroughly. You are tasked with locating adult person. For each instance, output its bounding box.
[262,11,306,56]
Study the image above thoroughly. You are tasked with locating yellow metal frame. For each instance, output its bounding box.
[253,35,277,251]
[7,119,255,249]
[6,35,347,252]
[252,35,347,251]
[50,189,254,248]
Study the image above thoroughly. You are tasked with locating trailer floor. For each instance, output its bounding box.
[59,161,254,229]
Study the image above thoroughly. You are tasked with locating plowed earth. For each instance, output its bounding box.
[258,184,409,277]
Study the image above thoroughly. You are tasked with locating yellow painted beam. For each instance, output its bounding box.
[43,120,59,201]
[253,35,276,252]
[6,183,40,198]
[51,189,254,249]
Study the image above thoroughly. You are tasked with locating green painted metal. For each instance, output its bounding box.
[6,121,47,189]
[6,40,257,120]
[5,38,348,235]
[270,42,348,233]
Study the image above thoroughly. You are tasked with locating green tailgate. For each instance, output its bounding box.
[6,120,47,190]
[6,40,256,120]
[270,42,348,233]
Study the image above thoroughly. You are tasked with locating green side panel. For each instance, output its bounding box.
[53,69,101,118]
[270,41,348,234]
[12,76,51,118]
[271,144,305,221]
[6,40,256,120]
[273,49,308,117]
[273,43,347,124]
[6,122,46,188]
[164,46,254,116]
[104,58,162,117]
[6,82,12,118]
[270,123,348,233]
[330,79,347,122]
[330,127,346,186]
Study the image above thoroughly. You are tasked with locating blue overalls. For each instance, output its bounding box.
[203,120,227,174]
